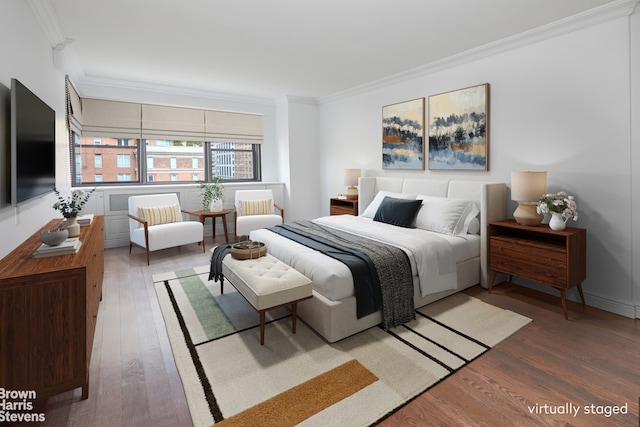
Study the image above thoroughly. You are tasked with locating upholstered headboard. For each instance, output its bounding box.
[358,177,507,288]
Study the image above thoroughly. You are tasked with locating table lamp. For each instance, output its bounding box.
[511,171,547,226]
[344,168,361,200]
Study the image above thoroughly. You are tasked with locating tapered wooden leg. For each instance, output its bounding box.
[560,290,569,319]
[259,311,265,345]
[291,302,297,334]
[488,271,497,293]
[577,283,586,307]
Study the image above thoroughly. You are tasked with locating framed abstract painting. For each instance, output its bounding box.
[382,98,425,170]
[428,83,489,170]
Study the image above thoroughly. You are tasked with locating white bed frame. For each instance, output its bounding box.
[285,177,505,342]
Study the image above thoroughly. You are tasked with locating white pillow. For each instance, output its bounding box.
[415,196,480,236]
[467,216,480,235]
[361,191,416,218]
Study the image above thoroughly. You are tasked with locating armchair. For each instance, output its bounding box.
[234,189,284,240]
[128,193,204,265]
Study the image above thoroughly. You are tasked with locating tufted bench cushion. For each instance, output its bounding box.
[221,253,312,344]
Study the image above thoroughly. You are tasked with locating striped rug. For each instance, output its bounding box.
[153,266,531,427]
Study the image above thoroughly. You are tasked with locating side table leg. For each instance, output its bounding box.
[222,214,229,242]
[577,283,586,307]
[488,271,497,292]
[560,290,569,319]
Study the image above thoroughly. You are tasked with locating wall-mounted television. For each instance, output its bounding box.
[11,78,56,206]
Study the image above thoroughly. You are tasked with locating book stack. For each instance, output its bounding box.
[33,238,82,258]
[77,214,94,226]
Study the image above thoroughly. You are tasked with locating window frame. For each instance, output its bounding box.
[70,131,262,187]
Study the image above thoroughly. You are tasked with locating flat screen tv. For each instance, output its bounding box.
[11,78,56,206]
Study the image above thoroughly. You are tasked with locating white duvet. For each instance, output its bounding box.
[250,215,472,301]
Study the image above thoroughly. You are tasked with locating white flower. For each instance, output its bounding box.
[537,191,579,222]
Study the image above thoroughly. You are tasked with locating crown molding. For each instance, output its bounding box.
[319,0,639,104]
[77,76,276,107]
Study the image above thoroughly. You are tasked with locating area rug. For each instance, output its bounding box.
[153,266,531,427]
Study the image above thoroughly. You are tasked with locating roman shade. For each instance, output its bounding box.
[141,104,205,141]
[82,98,142,138]
[65,77,82,136]
[205,110,263,143]
[67,95,262,143]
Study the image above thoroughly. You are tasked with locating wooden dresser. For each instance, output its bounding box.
[0,216,104,400]
[488,219,586,319]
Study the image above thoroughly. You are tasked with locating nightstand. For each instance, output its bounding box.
[330,198,358,216]
[488,219,587,319]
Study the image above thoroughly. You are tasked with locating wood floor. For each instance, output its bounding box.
[37,239,639,427]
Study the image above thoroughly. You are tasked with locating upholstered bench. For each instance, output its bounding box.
[221,253,312,345]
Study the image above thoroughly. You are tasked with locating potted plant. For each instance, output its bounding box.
[200,177,224,211]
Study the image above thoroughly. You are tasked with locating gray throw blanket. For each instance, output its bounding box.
[276,220,415,329]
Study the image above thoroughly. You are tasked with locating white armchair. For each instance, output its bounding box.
[234,189,284,240]
[128,193,204,265]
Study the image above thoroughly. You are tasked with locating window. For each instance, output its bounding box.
[72,134,139,185]
[66,87,263,187]
[117,154,132,168]
[145,140,204,183]
[209,142,261,181]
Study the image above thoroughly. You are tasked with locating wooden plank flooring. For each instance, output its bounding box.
[35,241,639,426]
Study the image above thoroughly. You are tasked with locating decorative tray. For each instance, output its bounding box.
[230,241,267,260]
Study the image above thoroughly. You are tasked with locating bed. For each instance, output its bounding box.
[250,177,506,342]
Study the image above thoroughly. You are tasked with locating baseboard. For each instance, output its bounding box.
[515,281,636,319]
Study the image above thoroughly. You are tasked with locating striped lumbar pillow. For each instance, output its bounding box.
[138,204,181,226]
[241,199,272,216]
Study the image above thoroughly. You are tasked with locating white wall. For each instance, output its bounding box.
[318,14,638,318]
[0,0,68,258]
[631,11,640,317]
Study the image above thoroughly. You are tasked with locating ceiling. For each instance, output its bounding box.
[46,0,620,99]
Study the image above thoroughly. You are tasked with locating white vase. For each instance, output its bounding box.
[548,212,567,231]
[65,216,81,237]
[209,199,223,212]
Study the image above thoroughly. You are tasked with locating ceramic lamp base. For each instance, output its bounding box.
[513,202,543,226]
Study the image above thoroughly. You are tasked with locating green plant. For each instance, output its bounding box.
[199,177,224,210]
[53,188,95,218]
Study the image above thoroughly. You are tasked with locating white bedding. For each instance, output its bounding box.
[250,215,480,301]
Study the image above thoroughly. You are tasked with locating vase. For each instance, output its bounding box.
[209,199,223,212]
[65,216,81,237]
[548,212,567,231]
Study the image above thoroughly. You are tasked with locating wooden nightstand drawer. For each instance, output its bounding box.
[490,236,566,262]
[490,249,568,287]
[330,198,358,216]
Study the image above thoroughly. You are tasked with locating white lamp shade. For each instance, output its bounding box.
[344,168,361,186]
[511,171,547,202]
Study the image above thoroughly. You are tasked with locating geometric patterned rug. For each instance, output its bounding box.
[153,266,532,426]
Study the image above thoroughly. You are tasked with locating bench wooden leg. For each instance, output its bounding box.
[259,310,266,345]
[291,302,298,334]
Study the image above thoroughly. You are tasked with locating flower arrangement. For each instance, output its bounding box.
[536,191,578,221]
[53,188,95,218]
